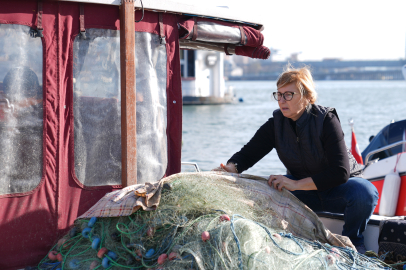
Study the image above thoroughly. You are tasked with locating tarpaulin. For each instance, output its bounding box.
[0,1,182,269]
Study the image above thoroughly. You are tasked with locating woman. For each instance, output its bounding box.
[220,67,378,254]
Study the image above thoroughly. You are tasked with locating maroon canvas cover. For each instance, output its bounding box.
[0,1,182,269]
[178,15,264,47]
[235,45,271,59]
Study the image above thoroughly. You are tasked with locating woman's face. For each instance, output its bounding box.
[276,83,308,121]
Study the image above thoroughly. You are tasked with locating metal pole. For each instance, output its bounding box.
[120,0,137,187]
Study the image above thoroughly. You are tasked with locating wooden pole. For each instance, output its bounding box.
[120,0,137,187]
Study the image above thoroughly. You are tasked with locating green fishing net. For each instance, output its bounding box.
[38,172,388,270]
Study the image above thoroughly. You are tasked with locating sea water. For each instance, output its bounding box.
[181,80,406,176]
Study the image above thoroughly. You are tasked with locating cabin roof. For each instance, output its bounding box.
[60,0,264,30]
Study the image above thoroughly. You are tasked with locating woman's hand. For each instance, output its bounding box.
[268,175,317,191]
[220,163,238,173]
[268,175,297,191]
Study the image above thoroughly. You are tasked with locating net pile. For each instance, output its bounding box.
[38,172,388,270]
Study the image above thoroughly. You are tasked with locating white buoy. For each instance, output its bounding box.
[379,171,401,216]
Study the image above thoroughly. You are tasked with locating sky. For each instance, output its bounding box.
[221,0,406,61]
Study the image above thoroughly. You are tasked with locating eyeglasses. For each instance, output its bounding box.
[273,91,297,101]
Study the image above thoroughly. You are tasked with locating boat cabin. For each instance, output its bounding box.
[0,0,268,268]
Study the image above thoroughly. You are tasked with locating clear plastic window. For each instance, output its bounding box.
[73,29,167,186]
[0,24,43,195]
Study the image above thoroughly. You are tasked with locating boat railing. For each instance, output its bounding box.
[0,97,14,113]
[365,140,406,164]
[181,162,201,172]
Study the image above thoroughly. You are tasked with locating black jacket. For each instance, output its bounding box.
[229,104,363,191]
[273,104,362,183]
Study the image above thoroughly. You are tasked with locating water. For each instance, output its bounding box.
[181,80,406,176]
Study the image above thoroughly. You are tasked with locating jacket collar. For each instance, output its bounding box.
[295,103,312,129]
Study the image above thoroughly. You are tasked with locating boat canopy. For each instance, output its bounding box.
[0,0,270,268]
[362,119,406,163]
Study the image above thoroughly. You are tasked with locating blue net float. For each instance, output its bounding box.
[91,237,101,250]
[81,227,92,238]
[88,217,97,228]
[101,257,111,269]
[69,227,78,238]
[145,248,155,258]
[107,251,118,261]
[68,259,80,269]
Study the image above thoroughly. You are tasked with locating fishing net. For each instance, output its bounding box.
[37,172,388,270]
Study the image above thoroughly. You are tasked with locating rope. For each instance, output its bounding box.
[394,153,401,172]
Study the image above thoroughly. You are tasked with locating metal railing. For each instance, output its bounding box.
[364,140,406,164]
[181,162,201,172]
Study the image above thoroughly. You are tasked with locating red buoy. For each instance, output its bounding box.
[220,214,230,222]
[168,252,178,260]
[157,253,168,264]
[48,251,58,261]
[56,253,63,262]
[202,231,210,242]
[97,247,108,258]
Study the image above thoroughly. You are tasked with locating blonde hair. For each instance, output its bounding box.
[276,66,317,104]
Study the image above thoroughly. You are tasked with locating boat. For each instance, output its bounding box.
[319,119,406,254]
[0,0,269,269]
[403,65,406,80]
[181,50,238,105]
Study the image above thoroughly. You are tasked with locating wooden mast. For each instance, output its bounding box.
[120,0,137,187]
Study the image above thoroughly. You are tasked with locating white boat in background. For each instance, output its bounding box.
[181,50,237,105]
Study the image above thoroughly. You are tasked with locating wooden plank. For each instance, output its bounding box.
[120,0,137,187]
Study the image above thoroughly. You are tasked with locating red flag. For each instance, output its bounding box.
[351,129,363,164]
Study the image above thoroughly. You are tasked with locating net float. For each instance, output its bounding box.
[202,231,210,242]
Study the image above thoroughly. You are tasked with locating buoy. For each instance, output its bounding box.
[238,97,244,102]
[264,246,271,254]
[82,227,92,238]
[101,257,111,269]
[201,231,210,242]
[379,171,401,216]
[69,259,80,269]
[91,238,101,250]
[48,251,58,261]
[145,248,155,258]
[107,251,118,260]
[69,227,78,238]
[97,247,108,258]
[168,252,178,260]
[157,253,168,264]
[89,260,99,270]
[88,217,97,228]
[220,214,230,222]
[56,253,63,262]
[272,233,282,241]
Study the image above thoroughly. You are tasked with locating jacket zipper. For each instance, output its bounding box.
[296,126,311,176]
